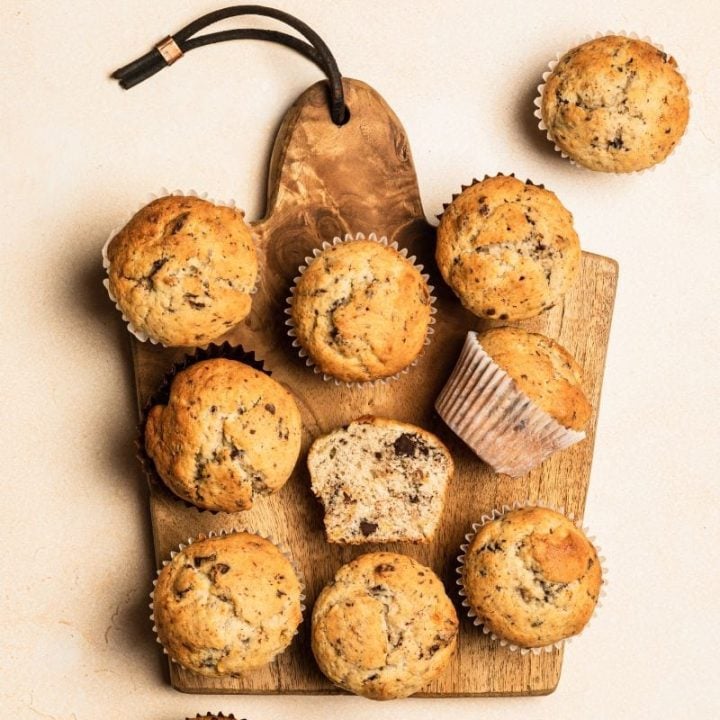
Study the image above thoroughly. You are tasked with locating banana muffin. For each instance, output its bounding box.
[479,326,591,430]
[435,328,590,476]
[289,237,432,382]
[307,416,453,544]
[461,507,602,648]
[540,35,690,172]
[145,358,302,512]
[105,195,258,346]
[154,532,303,676]
[436,175,580,321]
[312,552,458,700]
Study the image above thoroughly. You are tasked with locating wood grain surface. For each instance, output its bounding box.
[130,78,618,696]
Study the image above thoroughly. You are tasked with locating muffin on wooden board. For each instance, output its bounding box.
[460,507,603,648]
[436,175,580,321]
[288,236,433,383]
[312,552,458,700]
[105,195,257,346]
[539,35,689,172]
[153,532,303,676]
[307,416,453,544]
[435,327,590,476]
[479,326,591,430]
[145,358,302,512]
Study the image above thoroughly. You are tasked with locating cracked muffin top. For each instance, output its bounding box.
[145,358,302,513]
[106,195,258,347]
[154,532,302,676]
[311,552,458,700]
[541,35,689,172]
[290,239,432,383]
[462,507,602,648]
[478,326,592,430]
[436,176,580,321]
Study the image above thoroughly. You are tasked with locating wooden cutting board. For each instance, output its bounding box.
[130,77,618,696]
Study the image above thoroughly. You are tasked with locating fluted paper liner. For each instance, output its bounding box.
[101,188,258,345]
[435,332,585,476]
[284,231,437,387]
[136,342,270,514]
[149,528,306,675]
[533,31,690,173]
[456,501,607,655]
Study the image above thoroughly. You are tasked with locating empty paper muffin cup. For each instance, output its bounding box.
[150,529,306,677]
[435,332,585,476]
[456,501,606,654]
[285,232,437,386]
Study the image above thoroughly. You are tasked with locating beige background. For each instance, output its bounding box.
[1,0,719,718]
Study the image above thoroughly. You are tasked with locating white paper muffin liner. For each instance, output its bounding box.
[533,31,691,174]
[149,528,306,675]
[456,500,607,655]
[284,231,437,387]
[102,188,258,345]
[435,332,585,477]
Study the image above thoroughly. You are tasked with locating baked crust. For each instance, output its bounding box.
[154,533,302,675]
[462,507,602,648]
[312,552,458,699]
[478,326,591,430]
[436,176,580,321]
[290,240,432,382]
[541,36,689,172]
[145,358,302,512]
[107,195,258,346]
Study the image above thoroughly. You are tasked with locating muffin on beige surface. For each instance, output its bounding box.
[460,507,602,648]
[436,175,580,321]
[145,358,302,512]
[105,195,258,346]
[312,552,458,700]
[479,326,591,430]
[435,327,590,476]
[540,35,690,172]
[289,236,433,383]
[153,532,303,676]
[307,416,453,544]
[187,715,236,719]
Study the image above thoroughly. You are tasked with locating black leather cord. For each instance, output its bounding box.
[111,5,347,125]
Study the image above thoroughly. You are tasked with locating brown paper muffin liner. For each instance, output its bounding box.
[136,342,271,514]
[533,31,690,173]
[284,231,437,387]
[101,188,258,345]
[456,500,607,655]
[149,528,306,674]
[435,332,585,477]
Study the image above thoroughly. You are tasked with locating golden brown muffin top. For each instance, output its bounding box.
[290,240,432,382]
[479,326,591,430]
[462,507,602,648]
[541,35,689,172]
[312,551,458,700]
[107,195,257,346]
[436,176,580,321]
[145,358,302,513]
[154,532,302,676]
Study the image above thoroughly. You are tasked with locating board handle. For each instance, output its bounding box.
[111,4,348,125]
